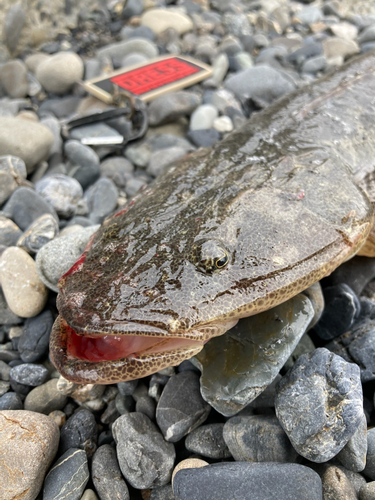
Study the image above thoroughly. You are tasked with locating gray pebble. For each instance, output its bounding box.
[59,408,98,457]
[0,216,23,247]
[97,38,158,66]
[358,25,375,44]
[275,348,364,462]
[10,363,49,386]
[112,412,175,489]
[43,448,89,500]
[38,96,81,118]
[360,482,375,500]
[203,53,229,88]
[17,213,59,254]
[36,52,84,95]
[186,423,231,459]
[0,380,10,396]
[24,378,68,414]
[3,2,25,53]
[156,371,211,442]
[224,415,298,463]
[18,309,53,362]
[150,485,175,500]
[115,393,135,415]
[121,53,148,68]
[92,445,130,500]
[147,146,188,177]
[100,400,120,425]
[64,140,100,190]
[35,224,99,292]
[0,359,11,381]
[225,65,295,107]
[364,428,375,479]
[190,104,218,131]
[100,156,134,189]
[302,55,327,74]
[35,174,82,219]
[187,128,220,147]
[0,60,28,98]
[297,6,323,24]
[3,187,58,231]
[148,91,200,126]
[322,466,357,500]
[125,177,145,198]
[0,155,26,205]
[0,392,23,410]
[135,395,156,420]
[85,177,118,224]
[117,380,138,396]
[337,414,367,472]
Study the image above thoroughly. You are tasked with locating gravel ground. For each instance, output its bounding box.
[2,0,375,499]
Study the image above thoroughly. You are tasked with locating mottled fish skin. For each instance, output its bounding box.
[51,52,375,384]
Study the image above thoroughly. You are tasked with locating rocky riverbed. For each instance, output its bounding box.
[2,0,375,499]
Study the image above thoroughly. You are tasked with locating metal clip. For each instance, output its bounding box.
[61,89,148,147]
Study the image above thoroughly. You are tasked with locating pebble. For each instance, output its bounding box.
[194,294,314,416]
[0,410,59,500]
[35,174,83,219]
[173,462,323,500]
[188,128,221,147]
[0,246,48,317]
[224,65,296,107]
[0,60,28,98]
[0,392,23,410]
[327,256,375,296]
[150,485,175,500]
[10,363,49,386]
[84,178,118,224]
[148,91,201,126]
[24,52,50,73]
[43,448,89,500]
[99,146,130,173]
[336,414,367,472]
[360,482,375,500]
[112,412,176,489]
[185,423,232,459]
[16,213,59,254]
[97,39,158,65]
[0,216,23,247]
[59,408,98,457]
[3,2,25,53]
[147,146,188,177]
[223,415,298,463]
[64,140,101,190]
[141,8,194,35]
[364,428,375,479]
[39,95,81,118]
[35,224,99,292]
[0,380,10,395]
[358,25,375,45]
[0,117,53,172]
[156,371,211,442]
[213,115,233,133]
[135,395,156,420]
[36,52,84,95]
[302,55,327,74]
[322,37,359,59]
[123,0,144,18]
[3,186,58,231]
[24,378,68,414]
[203,53,229,88]
[190,104,219,131]
[0,155,26,204]
[330,22,358,40]
[275,348,364,462]
[313,284,360,340]
[92,444,130,500]
[18,309,53,362]
[117,379,138,396]
[322,465,358,500]
[81,490,99,500]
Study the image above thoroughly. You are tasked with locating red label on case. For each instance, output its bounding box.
[110,57,201,96]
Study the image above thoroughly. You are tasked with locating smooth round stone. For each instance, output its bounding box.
[24,53,50,73]
[100,156,134,188]
[150,485,174,500]
[0,410,59,500]
[302,55,327,74]
[36,52,84,95]
[35,174,83,219]
[223,415,299,463]
[336,414,367,472]
[0,380,10,396]
[0,216,23,247]
[123,0,144,18]
[17,214,59,254]
[112,412,176,489]
[213,115,233,133]
[135,395,156,421]
[223,12,252,37]
[59,408,98,457]
[288,40,324,66]
[3,187,58,231]
[148,91,201,126]
[115,393,135,415]
[219,35,243,57]
[190,104,218,131]
[172,462,323,500]
[185,423,231,459]
[225,65,296,107]
[0,117,53,172]
[64,140,100,190]
[0,392,23,410]
[364,428,375,479]
[0,60,28,98]
[97,38,158,65]
[10,363,49,386]
[125,177,145,197]
[147,146,188,177]
[322,466,357,500]
[35,224,99,292]
[18,309,53,362]
[3,2,25,53]
[117,379,138,396]
[330,22,358,40]
[187,128,220,147]
[39,95,81,118]
[275,348,364,463]
[141,8,194,35]
[24,378,68,414]
[0,246,48,317]
[297,5,323,24]
[0,155,26,205]
[358,25,375,44]
[203,53,229,88]
[360,482,375,500]
[85,178,118,224]
[322,37,359,58]
[209,88,242,114]
[0,359,11,381]
[121,52,149,68]
[92,445,130,500]
[43,448,89,500]
[156,371,211,442]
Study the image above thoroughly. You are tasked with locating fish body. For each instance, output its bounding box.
[51,52,375,384]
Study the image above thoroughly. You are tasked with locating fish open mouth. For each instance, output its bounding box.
[50,315,238,384]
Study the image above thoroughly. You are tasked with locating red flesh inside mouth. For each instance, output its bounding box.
[66,324,204,362]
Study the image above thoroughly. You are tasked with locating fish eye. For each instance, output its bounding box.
[191,240,230,274]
